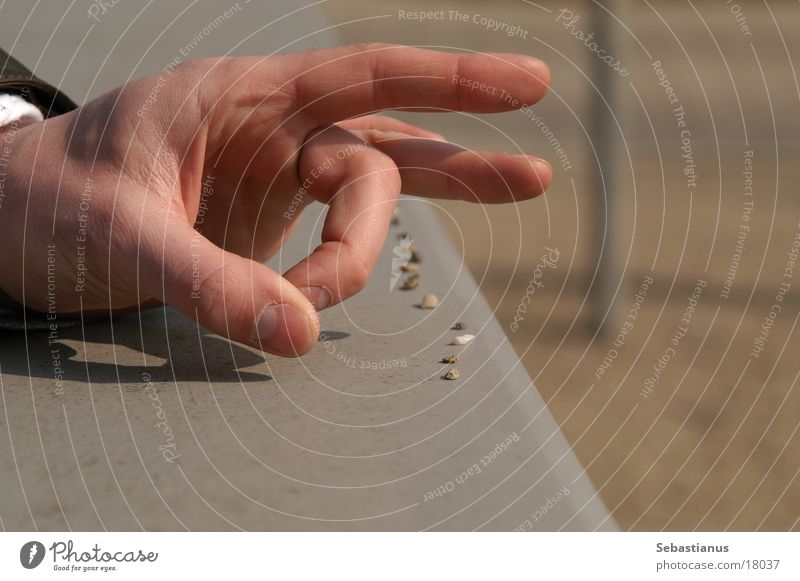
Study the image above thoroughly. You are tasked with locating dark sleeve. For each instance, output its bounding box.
[0,49,79,331]
[1,47,77,117]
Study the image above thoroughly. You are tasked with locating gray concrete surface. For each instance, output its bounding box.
[0,0,612,530]
[1,199,612,530]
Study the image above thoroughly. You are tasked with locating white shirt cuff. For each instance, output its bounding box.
[0,93,44,130]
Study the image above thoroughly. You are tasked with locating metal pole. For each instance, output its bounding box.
[588,0,626,333]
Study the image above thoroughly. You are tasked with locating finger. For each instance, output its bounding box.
[140,216,319,357]
[338,114,446,141]
[351,130,553,202]
[292,44,551,124]
[282,125,400,309]
[202,44,550,125]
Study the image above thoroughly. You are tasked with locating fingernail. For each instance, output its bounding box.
[299,286,332,310]
[534,158,552,173]
[254,303,314,356]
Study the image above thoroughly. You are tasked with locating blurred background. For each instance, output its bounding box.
[321,0,800,530]
[3,0,799,530]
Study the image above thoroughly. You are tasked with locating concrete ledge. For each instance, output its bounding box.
[0,200,613,530]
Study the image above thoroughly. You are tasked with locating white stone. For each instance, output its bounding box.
[421,293,439,309]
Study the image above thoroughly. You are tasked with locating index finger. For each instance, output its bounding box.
[286,43,551,124]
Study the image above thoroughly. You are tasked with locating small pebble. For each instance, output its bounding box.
[409,249,423,264]
[443,368,460,380]
[400,263,418,272]
[452,322,465,331]
[451,334,475,346]
[441,355,459,364]
[401,273,420,290]
[421,293,439,309]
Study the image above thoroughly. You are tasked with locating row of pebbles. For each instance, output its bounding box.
[394,215,474,380]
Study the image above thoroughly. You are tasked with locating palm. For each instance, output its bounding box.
[191,101,314,262]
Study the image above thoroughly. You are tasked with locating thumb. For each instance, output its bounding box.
[140,218,319,357]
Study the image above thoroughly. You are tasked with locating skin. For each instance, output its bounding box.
[0,43,551,357]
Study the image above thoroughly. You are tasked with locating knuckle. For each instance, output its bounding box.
[358,150,402,193]
[331,242,370,296]
[351,143,394,171]
[347,257,370,293]
[172,57,216,80]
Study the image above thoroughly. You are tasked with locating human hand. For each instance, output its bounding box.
[0,43,551,356]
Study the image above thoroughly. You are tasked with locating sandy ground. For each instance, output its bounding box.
[324,0,800,530]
